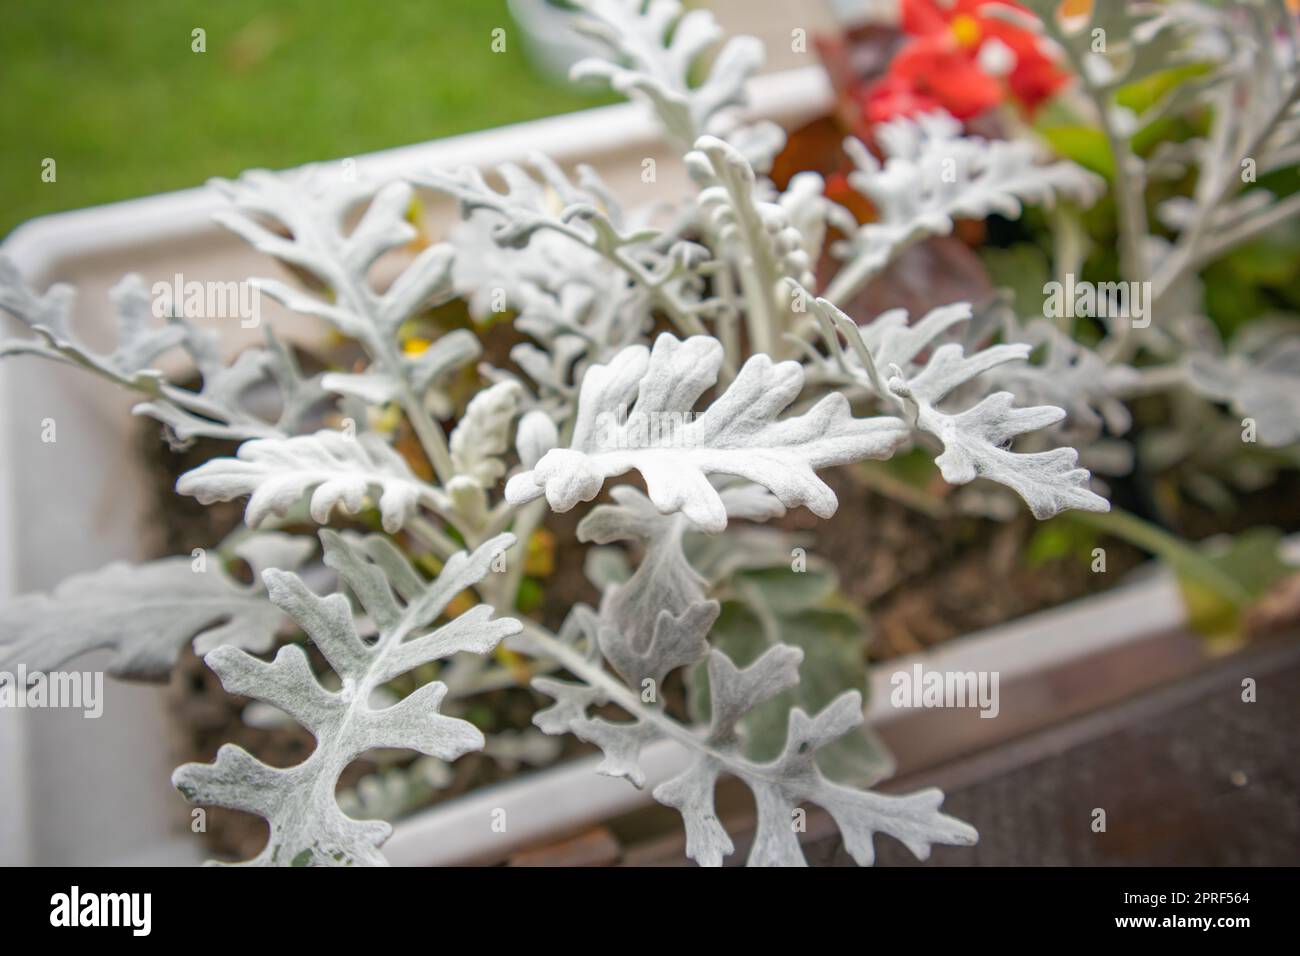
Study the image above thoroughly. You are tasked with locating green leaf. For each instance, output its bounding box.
[1037,125,1115,179]
[1177,528,1295,643]
[727,566,837,615]
[1024,517,1098,569]
[690,591,891,786]
[1114,62,1213,115]
[980,244,1052,319]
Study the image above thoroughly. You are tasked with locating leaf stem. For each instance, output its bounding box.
[511,618,779,786]
[333,270,457,485]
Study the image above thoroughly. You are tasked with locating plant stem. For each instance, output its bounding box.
[511,619,781,786]
[850,461,949,520]
[405,515,461,561]
[548,220,711,339]
[1051,23,1151,286]
[1068,507,1251,607]
[500,498,546,606]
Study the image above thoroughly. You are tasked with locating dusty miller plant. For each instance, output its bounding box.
[1013,1,1300,477]
[2,0,1296,866]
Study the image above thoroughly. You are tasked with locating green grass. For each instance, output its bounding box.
[0,0,617,238]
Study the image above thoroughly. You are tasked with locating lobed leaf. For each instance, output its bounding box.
[0,534,312,681]
[506,332,909,532]
[825,113,1103,304]
[173,531,519,866]
[178,429,435,533]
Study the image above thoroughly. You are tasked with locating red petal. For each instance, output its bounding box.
[982,20,1070,110]
[891,39,1005,119]
[859,73,945,124]
[900,0,952,36]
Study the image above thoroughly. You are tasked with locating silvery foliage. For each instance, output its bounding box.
[178,429,435,535]
[823,112,1106,304]
[173,531,520,866]
[504,332,910,533]
[0,167,529,864]
[463,2,1121,862]
[0,533,313,680]
[567,0,786,171]
[524,511,963,867]
[0,259,324,442]
[206,171,480,432]
[418,152,685,414]
[1183,317,1300,448]
[688,135,853,358]
[0,1,1161,867]
[979,312,1140,448]
[1007,0,1300,490]
[803,296,1109,518]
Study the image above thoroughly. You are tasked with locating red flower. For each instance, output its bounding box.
[987,17,1071,107]
[863,0,1068,123]
[877,33,1005,121]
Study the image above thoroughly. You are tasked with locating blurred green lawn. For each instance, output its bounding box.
[0,0,615,238]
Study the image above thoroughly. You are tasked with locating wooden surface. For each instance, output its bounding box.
[614,637,1300,866]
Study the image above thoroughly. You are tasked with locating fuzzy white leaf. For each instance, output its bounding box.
[212,172,435,339]
[533,642,976,866]
[576,483,782,687]
[515,409,559,470]
[891,352,1110,519]
[318,371,401,406]
[986,314,1143,444]
[419,154,689,373]
[569,0,783,169]
[1185,321,1300,447]
[211,170,473,433]
[421,154,654,259]
[826,113,1103,303]
[686,136,826,345]
[661,648,975,867]
[578,486,717,686]
[0,264,179,386]
[506,333,908,532]
[173,531,519,866]
[178,429,434,533]
[815,296,1109,518]
[138,323,328,442]
[0,534,312,681]
[320,329,480,421]
[0,259,311,442]
[780,171,856,270]
[449,380,521,486]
